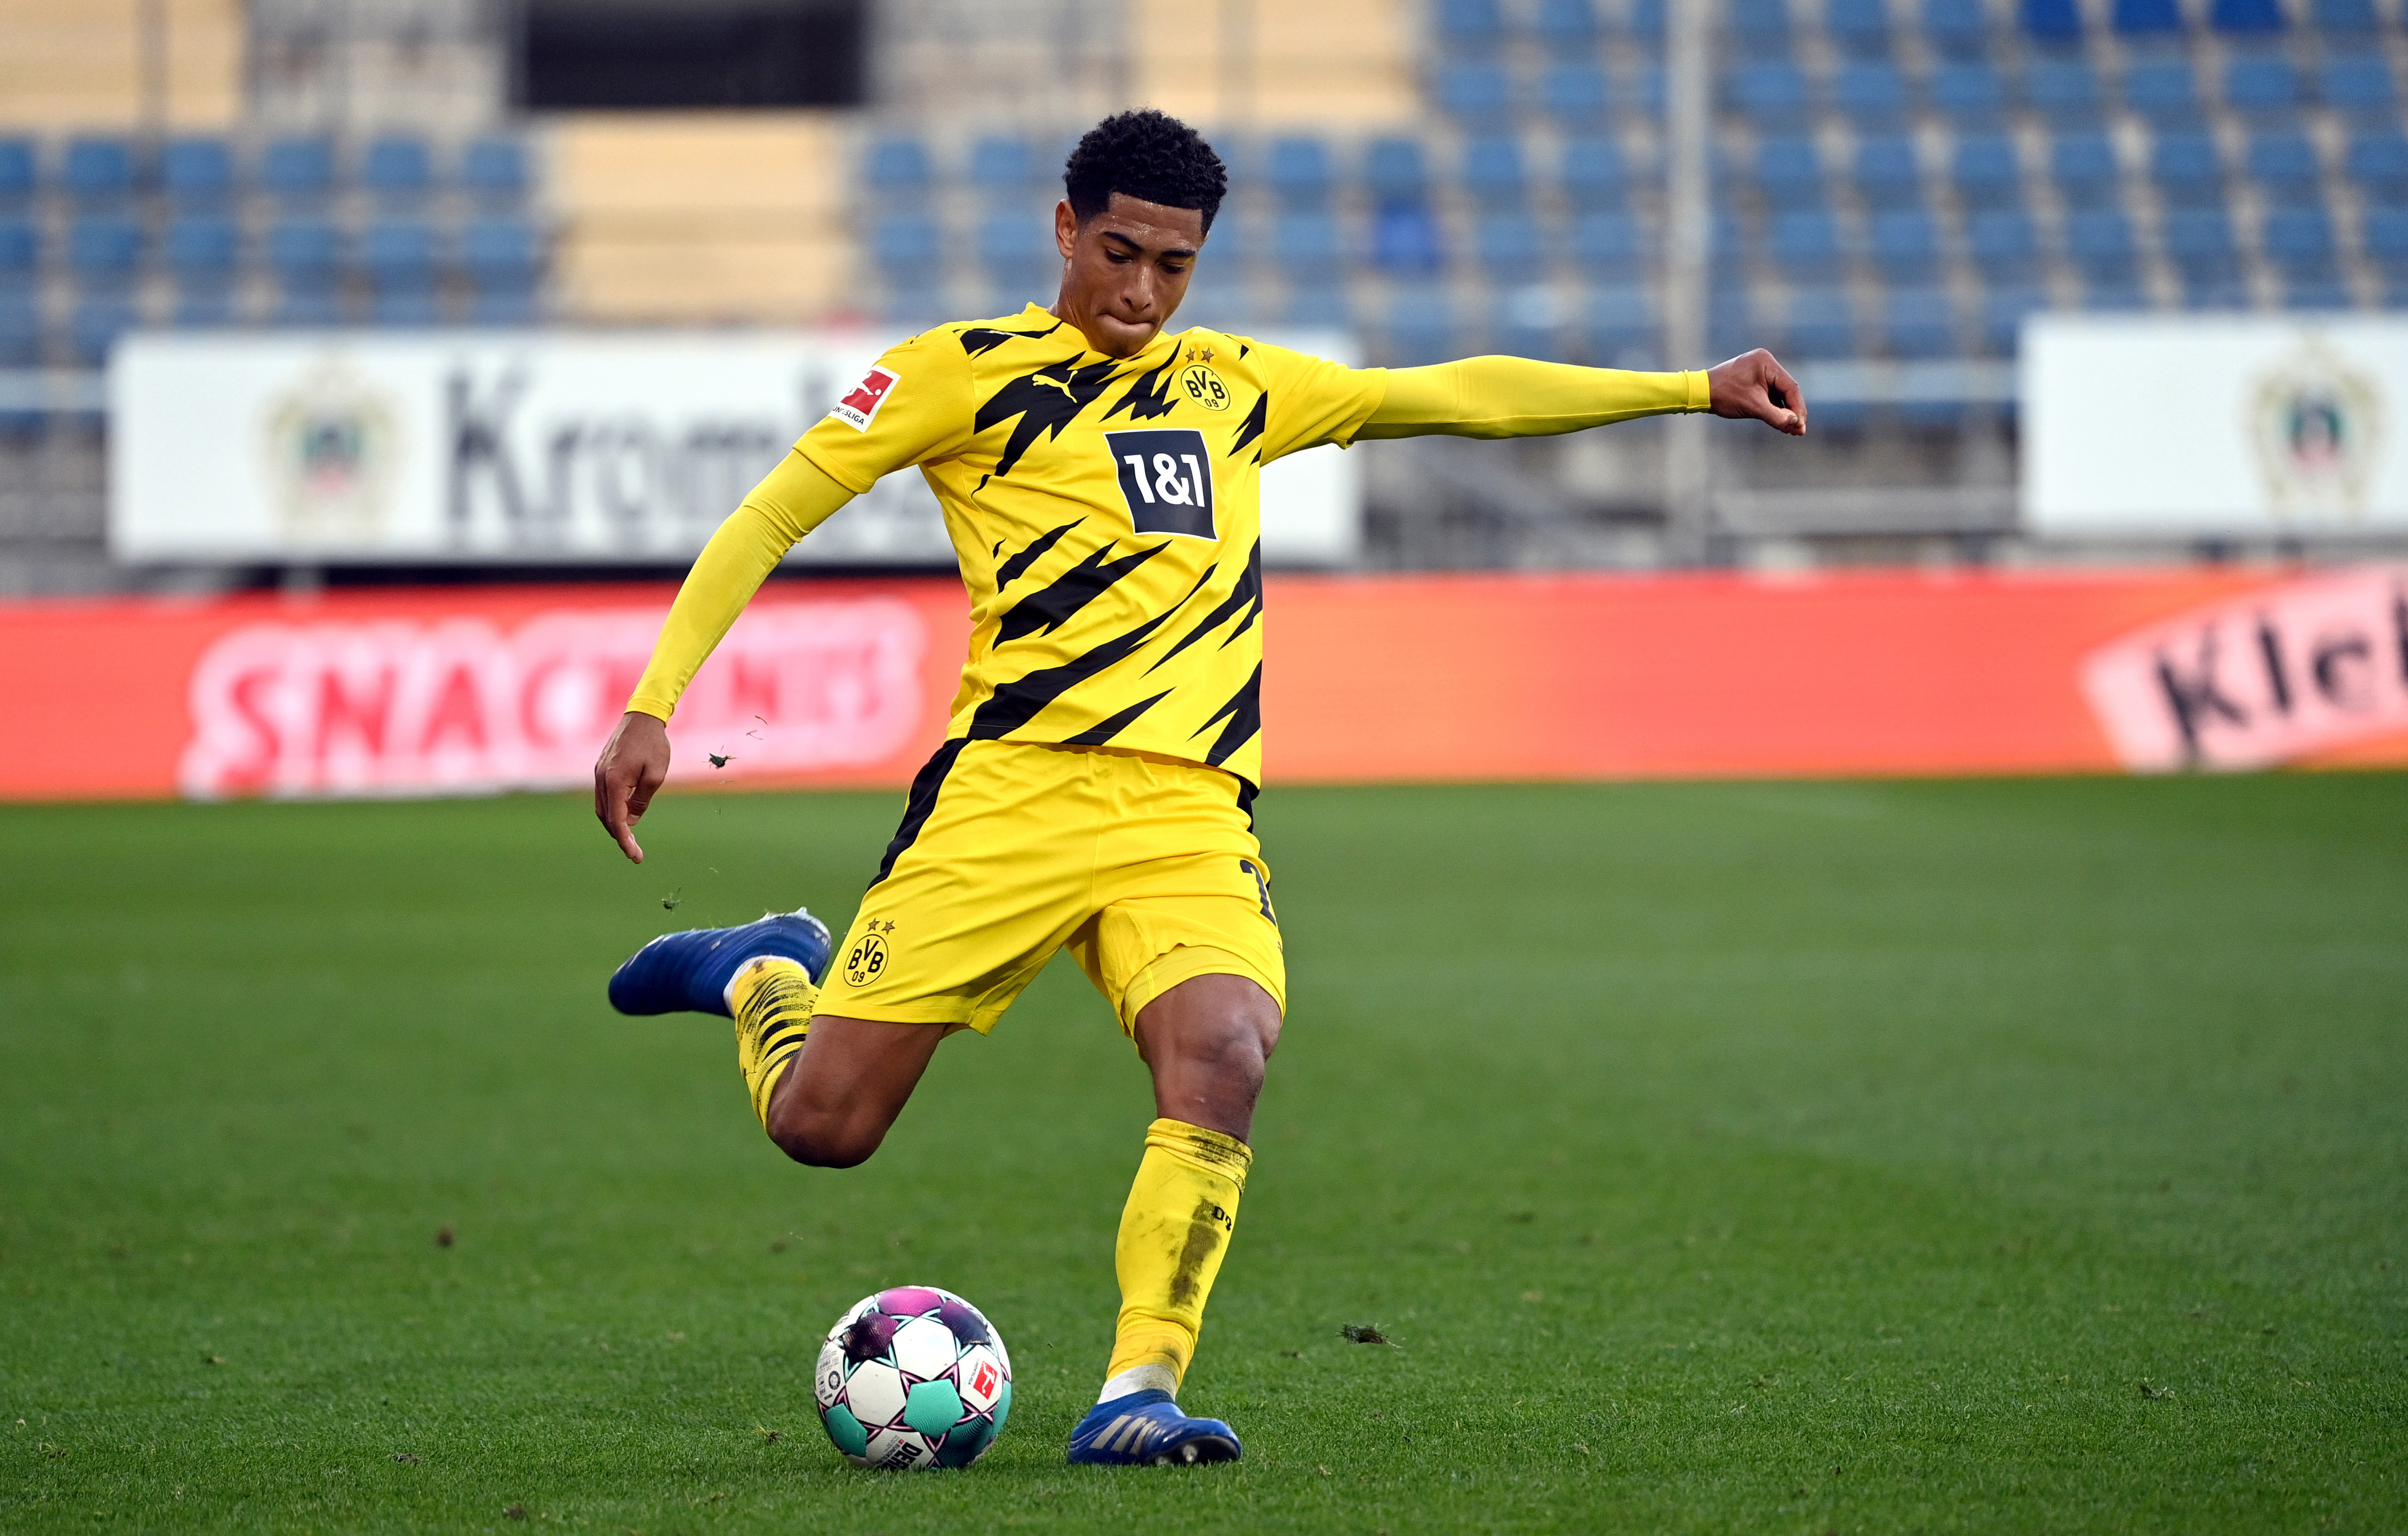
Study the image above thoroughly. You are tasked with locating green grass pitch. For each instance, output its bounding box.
[3,774,2403,1532]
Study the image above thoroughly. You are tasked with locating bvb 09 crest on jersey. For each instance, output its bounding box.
[2248,338,2384,521]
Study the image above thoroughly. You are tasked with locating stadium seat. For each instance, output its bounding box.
[1432,63,1514,128]
[2050,132,2121,206]
[2260,206,2337,278]
[1568,210,1646,276]
[2358,206,2408,284]
[1283,284,1352,330]
[1753,139,1826,210]
[362,219,438,324]
[1383,288,1457,365]
[977,209,1054,294]
[362,137,432,206]
[268,220,343,325]
[162,138,233,209]
[1474,212,1545,280]
[260,138,334,207]
[1854,136,1924,209]
[1709,288,1755,357]
[1930,62,2007,124]
[1371,203,1446,276]
[2021,0,2084,45]
[0,140,31,210]
[1538,64,1610,128]
[2223,56,2301,118]
[1585,284,1658,365]
[459,138,529,205]
[1868,209,1941,279]
[1920,0,1991,58]
[1264,137,1334,209]
[1434,0,1506,55]
[1728,0,1795,58]
[0,296,38,367]
[1977,285,2047,357]
[2210,0,2285,31]
[1461,137,1528,209]
[68,296,139,366]
[461,216,541,323]
[1489,285,1565,361]
[1364,138,1430,205]
[67,214,142,288]
[2112,0,2183,37]
[870,214,943,286]
[2311,0,2380,35]
[163,215,239,284]
[1728,62,1811,125]
[1967,209,2038,279]
[1833,60,1908,125]
[1826,0,1893,58]
[2123,61,2200,124]
[1783,287,1858,359]
[2346,130,2408,202]
[1767,210,1844,277]
[1626,0,1666,42]
[2321,58,2398,119]
[2025,59,2103,122]
[1883,286,1958,358]
[1952,135,2023,209]
[1532,0,1599,46]
[1561,137,1631,210]
[968,136,1038,199]
[62,138,136,204]
[2064,208,2140,281]
[2149,131,2226,205]
[864,137,933,194]
[0,217,36,297]
[2247,132,2323,206]
[2162,207,2243,298]
[1271,211,1344,280]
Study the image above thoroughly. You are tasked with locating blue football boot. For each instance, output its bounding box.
[606,908,833,1018]
[1066,1390,1241,1466]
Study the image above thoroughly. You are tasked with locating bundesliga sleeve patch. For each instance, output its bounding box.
[829,365,899,431]
[1104,427,1216,539]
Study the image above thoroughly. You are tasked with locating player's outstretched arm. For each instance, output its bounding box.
[591,452,854,863]
[1355,349,1805,441]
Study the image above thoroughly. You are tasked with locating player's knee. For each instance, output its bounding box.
[766,1102,883,1169]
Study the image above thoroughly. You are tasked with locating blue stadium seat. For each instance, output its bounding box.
[0,217,36,296]
[362,219,438,324]
[162,138,232,208]
[968,136,1038,197]
[1883,287,1958,358]
[69,296,139,366]
[459,138,529,204]
[1854,136,1924,208]
[2112,0,2183,36]
[1920,0,1990,58]
[977,209,1054,293]
[1868,209,1940,279]
[1473,211,1545,279]
[268,217,342,324]
[0,296,38,367]
[2064,209,2140,280]
[260,138,333,206]
[166,214,239,324]
[1767,210,1844,277]
[2162,207,2243,300]
[2026,59,2103,122]
[2150,131,2226,205]
[62,138,136,203]
[2358,206,2408,282]
[1532,0,1599,46]
[1626,0,1666,42]
[2021,0,2084,45]
[2124,61,2200,124]
[871,215,943,285]
[1952,135,2023,209]
[1264,137,1334,209]
[1371,203,1445,275]
[864,137,933,193]
[1462,136,1528,208]
[1433,63,1514,127]
[1728,0,1795,58]
[1561,136,1630,210]
[1538,64,1611,127]
[1585,285,1657,364]
[1383,287,1457,366]
[1728,62,1811,125]
[1833,60,1908,125]
[1283,284,1352,331]
[1978,285,2047,357]
[1434,0,1506,55]
[2210,0,2284,31]
[1364,138,1430,204]
[1930,62,2007,124]
[1967,210,2039,279]
[1569,210,1646,276]
[362,137,431,205]
[2261,207,2337,278]
[461,216,541,323]
[1271,211,1342,280]
[2223,56,2301,118]
[2051,132,2121,205]
[1826,0,1892,58]
[2083,274,2150,310]
[0,140,31,209]
[67,214,141,285]
[2321,58,2398,119]
[1753,139,1826,209]
[2247,132,2323,205]
[2346,129,2408,201]
[1490,285,1565,360]
[2311,0,2380,34]
[1783,287,1858,359]
[1633,62,1668,116]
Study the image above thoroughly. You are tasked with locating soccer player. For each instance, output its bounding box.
[593,108,1803,1467]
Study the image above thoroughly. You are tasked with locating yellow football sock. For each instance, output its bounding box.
[728,957,816,1127]
[1104,1118,1252,1395]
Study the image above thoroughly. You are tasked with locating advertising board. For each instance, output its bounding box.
[108,328,1363,567]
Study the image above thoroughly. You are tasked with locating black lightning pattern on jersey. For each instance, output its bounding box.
[977,360,1123,476]
[995,540,1165,644]
[1230,392,1269,459]
[968,568,1215,740]
[1103,356,1182,423]
[1061,689,1174,746]
[1145,541,1261,675]
[1193,663,1263,767]
[993,517,1080,588]
[959,320,1064,357]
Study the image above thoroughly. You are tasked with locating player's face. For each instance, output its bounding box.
[1051,193,1208,358]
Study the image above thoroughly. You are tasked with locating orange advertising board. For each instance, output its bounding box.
[6,566,2405,804]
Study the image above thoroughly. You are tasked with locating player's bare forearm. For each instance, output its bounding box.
[1706,348,1807,436]
[594,710,671,864]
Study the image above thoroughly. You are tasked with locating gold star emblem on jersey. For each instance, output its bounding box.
[1178,362,1232,412]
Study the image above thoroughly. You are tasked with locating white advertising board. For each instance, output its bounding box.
[109,328,1363,566]
[2023,313,2408,536]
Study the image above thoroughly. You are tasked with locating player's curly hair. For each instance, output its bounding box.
[1063,109,1228,234]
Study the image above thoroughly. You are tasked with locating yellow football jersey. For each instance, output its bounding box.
[797,305,1385,791]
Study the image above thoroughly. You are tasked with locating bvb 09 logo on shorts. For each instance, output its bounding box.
[844,925,893,987]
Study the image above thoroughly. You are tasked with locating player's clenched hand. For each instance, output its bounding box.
[1707,348,1807,436]
[594,711,671,864]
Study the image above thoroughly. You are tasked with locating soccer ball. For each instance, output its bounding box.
[813,1285,1012,1470]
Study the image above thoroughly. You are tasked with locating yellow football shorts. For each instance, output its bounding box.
[822,740,1285,1036]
